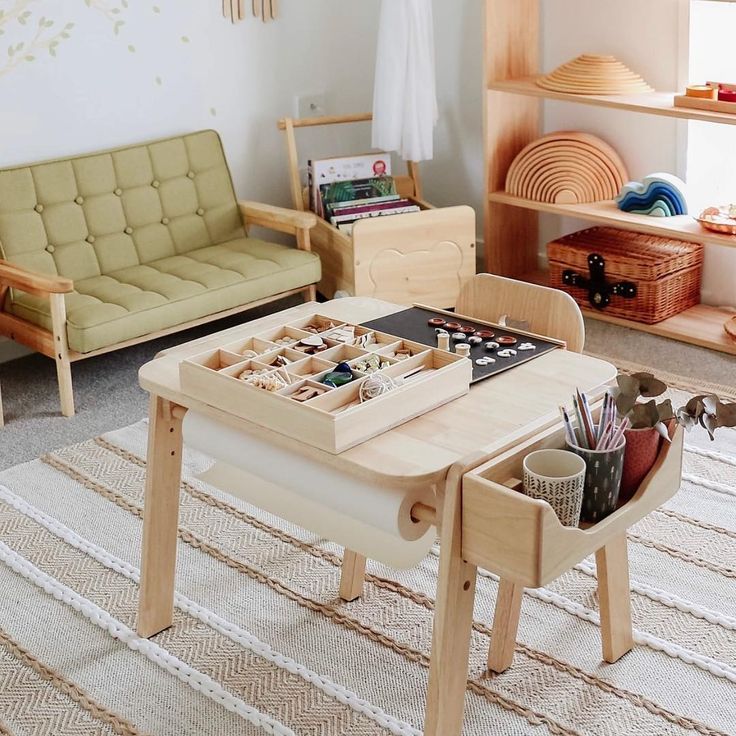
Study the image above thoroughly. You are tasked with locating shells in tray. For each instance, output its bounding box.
[537,54,653,96]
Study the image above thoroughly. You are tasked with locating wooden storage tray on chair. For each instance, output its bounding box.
[462,413,683,672]
[278,113,476,307]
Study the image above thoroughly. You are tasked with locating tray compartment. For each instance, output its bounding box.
[462,419,684,588]
[221,337,284,358]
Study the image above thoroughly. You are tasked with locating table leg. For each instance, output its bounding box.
[339,549,366,602]
[424,471,477,736]
[596,533,634,663]
[137,396,184,638]
[487,578,524,673]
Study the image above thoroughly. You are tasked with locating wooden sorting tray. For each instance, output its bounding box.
[462,418,684,588]
[179,313,472,454]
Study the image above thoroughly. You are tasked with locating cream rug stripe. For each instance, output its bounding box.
[0,540,296,736]
[584,354,736,400]
[0,626,145,736]
[45,436,732,736]
[573,558,736,631]
[428,546,736,685]
[0,484,422,736]
[88,433,736,683]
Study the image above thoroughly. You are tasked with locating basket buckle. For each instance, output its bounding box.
[562,253,637,311]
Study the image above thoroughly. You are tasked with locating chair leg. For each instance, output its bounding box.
[596,533,634,663]
[49,293,74,417]
[339,549,366,602]
[487,578,524,673]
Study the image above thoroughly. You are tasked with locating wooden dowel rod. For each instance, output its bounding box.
[411,501,437,525]
[277,113,372,130]
[171,405,188,421]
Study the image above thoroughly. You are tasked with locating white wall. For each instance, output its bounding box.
[0,0,731,365]
[0,0,383,360]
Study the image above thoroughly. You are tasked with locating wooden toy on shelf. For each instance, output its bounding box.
[537,54,653,95]
[674,81,736,114]
[616,173,689,217]
[725,316,736,341]
[505,131,628,205]
[697,204,736,235]
[277,114,476,307]
[222,0,277,22]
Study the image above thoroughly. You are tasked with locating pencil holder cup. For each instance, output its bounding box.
[620,427,661,504]
[523,449,586,527]
[567,438,626,524]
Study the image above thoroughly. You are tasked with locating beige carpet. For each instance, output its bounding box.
[0,366,734,735]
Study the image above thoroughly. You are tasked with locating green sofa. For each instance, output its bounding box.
[0,130,320,416]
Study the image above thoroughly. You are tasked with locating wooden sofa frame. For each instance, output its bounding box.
[0,201,317,418]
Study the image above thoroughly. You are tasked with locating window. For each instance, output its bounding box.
[686,0,736,305]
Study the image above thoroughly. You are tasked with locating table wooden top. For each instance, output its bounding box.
[139,298,617,488]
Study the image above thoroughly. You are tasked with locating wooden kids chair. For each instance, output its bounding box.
[456,274,585,352]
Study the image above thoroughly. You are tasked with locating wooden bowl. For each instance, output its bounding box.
[725,316,736,342]
[697,205,736,236]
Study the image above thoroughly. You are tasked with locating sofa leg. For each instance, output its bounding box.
[49,293,75,417]
[305,284,317,302]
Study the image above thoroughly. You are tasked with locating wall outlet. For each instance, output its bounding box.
[295,93,327,119]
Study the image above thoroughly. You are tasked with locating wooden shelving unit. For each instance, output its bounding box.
[484,0,736,355]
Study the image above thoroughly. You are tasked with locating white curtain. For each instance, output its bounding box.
[371,0,438,163]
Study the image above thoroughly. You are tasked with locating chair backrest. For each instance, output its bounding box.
[456,273,585,352]
[0,130,243,283]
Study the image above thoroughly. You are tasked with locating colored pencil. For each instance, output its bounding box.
[576,390,596,449]
[608,416,630,450]
[579,391,597,447]
[571,396,589,449]
[596,393,610,446]
[559,406,577,446]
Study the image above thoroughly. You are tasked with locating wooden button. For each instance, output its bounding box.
[445,322,462,331]
[497,335,518,345]
[428,317,446,327]
[475,330,494,339]
[719,89,736,103]
[459,326,476,335]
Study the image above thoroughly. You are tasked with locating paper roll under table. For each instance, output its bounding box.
[182,412,437,568]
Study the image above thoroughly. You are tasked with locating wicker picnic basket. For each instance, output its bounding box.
[547,227,703,324]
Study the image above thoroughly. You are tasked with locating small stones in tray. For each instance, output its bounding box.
[354,354,392,374]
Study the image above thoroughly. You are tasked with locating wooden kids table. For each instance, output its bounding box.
[136,297,623,735]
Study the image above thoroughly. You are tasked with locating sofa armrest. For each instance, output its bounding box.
[239,201,317,250]
[0,259,74,298]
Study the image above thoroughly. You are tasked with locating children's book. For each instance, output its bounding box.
[309,154,392,215]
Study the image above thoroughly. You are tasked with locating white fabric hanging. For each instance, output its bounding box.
[372,0,438,163]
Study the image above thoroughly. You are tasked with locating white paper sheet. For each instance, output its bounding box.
[182,412,437,569]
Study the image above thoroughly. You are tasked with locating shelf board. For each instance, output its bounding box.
[520,269,736,356]
[488,76,736,127]
[488,191,736,250]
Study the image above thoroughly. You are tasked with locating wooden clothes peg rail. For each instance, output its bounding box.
[222,0,278,23]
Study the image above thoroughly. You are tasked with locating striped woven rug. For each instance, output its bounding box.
[0,364,734,735]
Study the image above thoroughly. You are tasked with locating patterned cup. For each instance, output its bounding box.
[567,438,626,524]
[523,449,586,527]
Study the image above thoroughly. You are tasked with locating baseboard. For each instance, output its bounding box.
[0,338,31,364]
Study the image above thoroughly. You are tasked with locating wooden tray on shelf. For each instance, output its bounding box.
[462,415,683,588]
[674,94,736,116]
[179,313,472,454]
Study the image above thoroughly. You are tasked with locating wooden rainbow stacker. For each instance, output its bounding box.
[135,297,684,736]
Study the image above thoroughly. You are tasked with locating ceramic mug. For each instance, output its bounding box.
[523,449,586,527]
[620,427,661,503]
[568,438,626,524]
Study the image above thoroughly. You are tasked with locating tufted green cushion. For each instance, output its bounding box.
[9,236,320,353]
[0,130,320,353]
